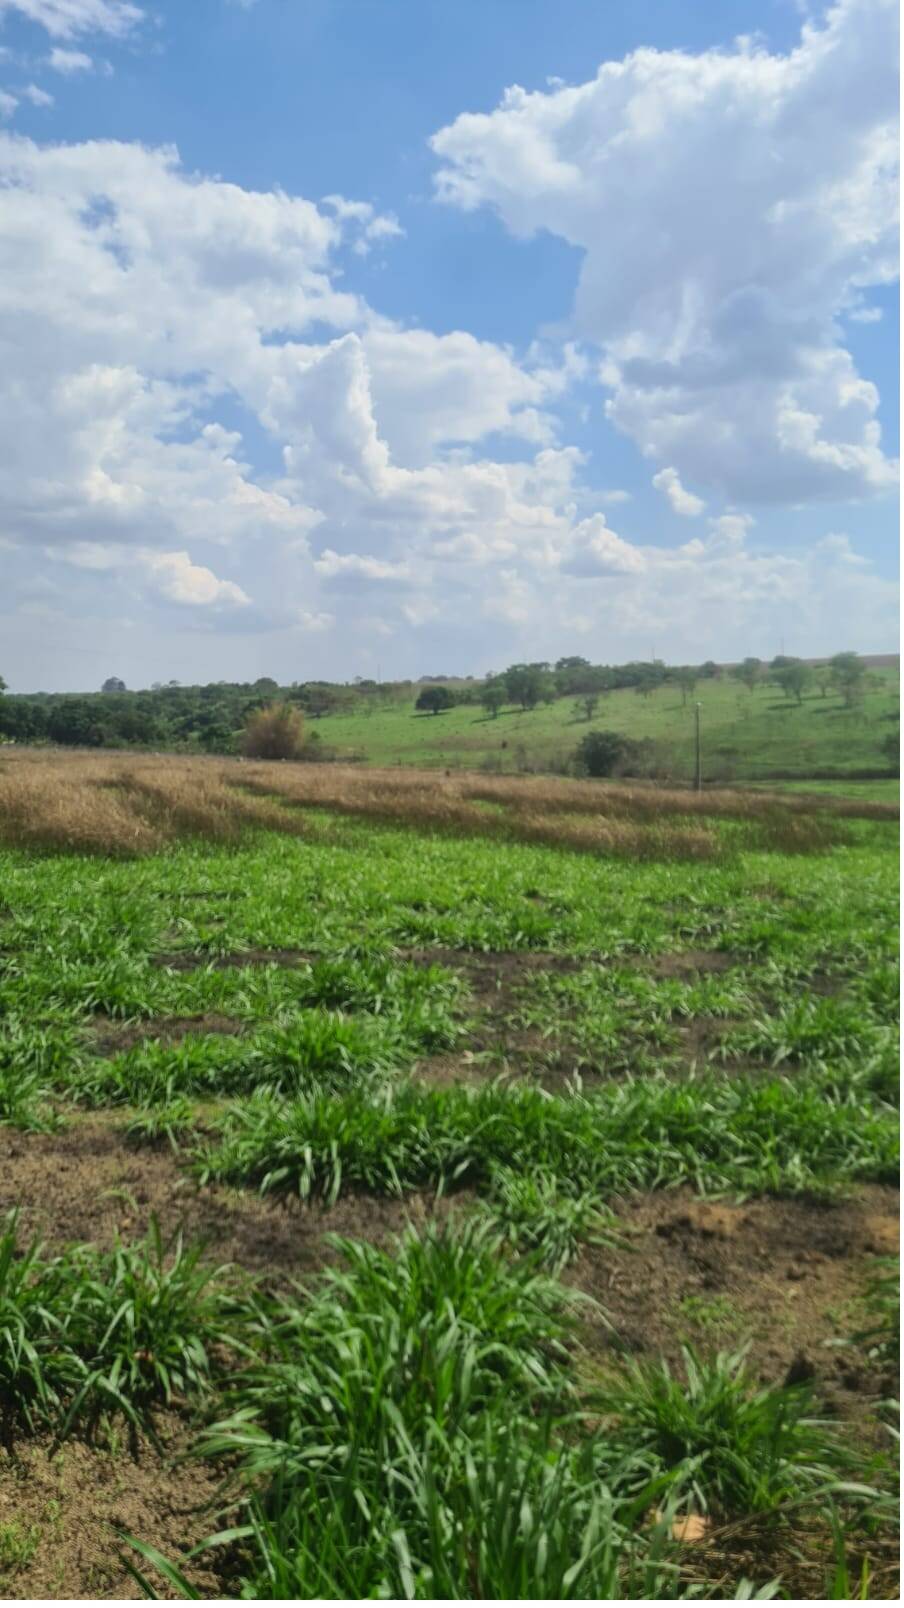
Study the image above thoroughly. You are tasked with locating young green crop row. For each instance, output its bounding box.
[1,1210,895,1600]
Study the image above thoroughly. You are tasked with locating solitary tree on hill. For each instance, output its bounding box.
[773,660,812,705]
[479,679,506,718]
[733,657,762,694]
[101,676,126,694]
[416,686,455,716]
[829,651,867,708]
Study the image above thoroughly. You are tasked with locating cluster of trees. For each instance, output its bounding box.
[730,652,870,706]
[0,651,885,757]
[415,657,722,720]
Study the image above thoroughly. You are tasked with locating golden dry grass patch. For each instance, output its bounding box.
[0,747,894,859]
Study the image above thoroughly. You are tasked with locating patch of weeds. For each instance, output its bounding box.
[852,1258,899,1365]
[675,1294,743,1340]
[479,1164,621,1270]
[0,1519,41,1577]
[593,1344,851,1516]
[196,1071,899,1204]
[0,1212,242,1441]
[124,1095,199,1152]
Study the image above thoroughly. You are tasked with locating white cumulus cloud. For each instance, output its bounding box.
[652,466,705,517]
[0,1,141,38]
[431,0,899,504]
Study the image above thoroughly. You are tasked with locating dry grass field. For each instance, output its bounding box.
[0,748,895,862]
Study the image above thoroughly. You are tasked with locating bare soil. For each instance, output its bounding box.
[0,1416,225,1601]
[569,1185,900,1416]
[90,1014,245,1056]
[0,1114,441,1282]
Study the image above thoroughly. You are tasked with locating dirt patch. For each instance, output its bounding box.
[570,1184,900,1416]
[153,947,316,972]
[0,1416,224,1600]
[403,945,588,1008]
[414,1052,494,1089]
[0,1116,440,1284]
[90,1014,245,1056]
[646,949,736,980]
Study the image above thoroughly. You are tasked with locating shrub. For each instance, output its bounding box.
[415,686,455,716]
[241,703,305,761]
[575,729,654,779]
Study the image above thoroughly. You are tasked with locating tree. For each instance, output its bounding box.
[881,728,899,773]
[416,686,455,716]
[479,679,506,719]
[581,692,599,721]
[101,676,126,694]
[504,665,546,711]
[241,702,305,759]
[829,651,867,708]
[773,661,812,705]
[732,657,762,694]
[674,668,698,706]
[575,729,652,778]
[700,661,720,680]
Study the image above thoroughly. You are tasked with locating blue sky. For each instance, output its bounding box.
[0,0,898,691]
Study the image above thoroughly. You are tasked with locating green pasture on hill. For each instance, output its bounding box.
[318,664,900,782]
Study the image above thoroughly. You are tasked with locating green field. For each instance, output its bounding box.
[320,665,900,783]
[0,765,898,1600]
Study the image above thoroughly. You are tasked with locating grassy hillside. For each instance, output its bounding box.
[320,664,899,782]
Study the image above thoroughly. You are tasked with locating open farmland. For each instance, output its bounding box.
[0,750,898,1599]
[316,662,900,783]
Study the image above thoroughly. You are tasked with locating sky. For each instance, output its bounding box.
[0,0,898,693]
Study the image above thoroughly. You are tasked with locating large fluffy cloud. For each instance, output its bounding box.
[0,57,896,683]
[431,0,899,503]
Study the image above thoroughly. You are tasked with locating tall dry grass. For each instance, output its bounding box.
[0,748,894,861]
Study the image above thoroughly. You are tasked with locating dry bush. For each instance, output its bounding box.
[241,703,305,761]
[0,749,893,860]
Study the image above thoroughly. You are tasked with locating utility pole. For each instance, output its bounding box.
[694,701,703,793]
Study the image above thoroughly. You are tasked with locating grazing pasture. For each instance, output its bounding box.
[317,662,900,782]
[0,750,898,1599]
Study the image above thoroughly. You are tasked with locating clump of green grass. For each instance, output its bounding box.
[127,1219,799,1600]
[479,1164,620,1270]
[0,1062,60,1132]
[124,1095,198,1151]
[196,1072,899,1205]
[718,997,895,1068]
[0,1213,238,1441]
[594,1344,849,1516]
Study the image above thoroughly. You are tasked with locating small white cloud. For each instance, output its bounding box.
[1,1,142,40]
[848,305,883,324]
[22,83,54,105]
[323,194,405,256]
[0,91,17,118]
[652,466,706,517]
[708,512,755,546]
[139,549,250,607]
[314,548,412,584]
[294,609,333,631]
[563,512,647,577]
[47,47,93,73]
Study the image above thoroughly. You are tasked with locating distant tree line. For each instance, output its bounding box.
[0,651,883,756]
